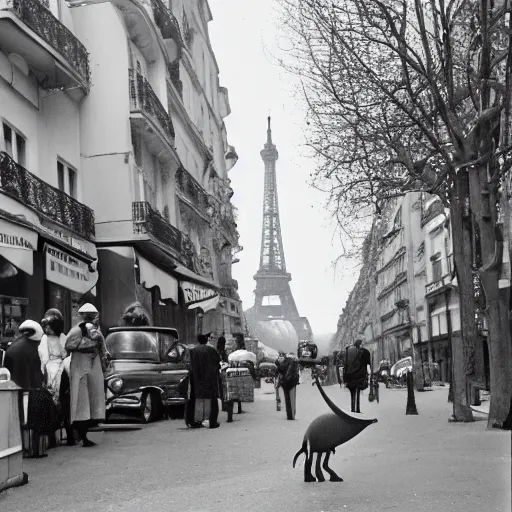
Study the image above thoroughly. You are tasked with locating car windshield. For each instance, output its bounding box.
[106,331,159,361]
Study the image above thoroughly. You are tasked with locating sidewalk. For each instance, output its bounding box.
[0,382,510,512]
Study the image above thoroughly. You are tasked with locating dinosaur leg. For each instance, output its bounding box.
[304,452,316,482]
[315,453,326,482]
[323,451,343,482]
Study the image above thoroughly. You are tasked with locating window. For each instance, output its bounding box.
[57,160,77,198]
[3,123,26,166]
[393,206,402,229]
[432,258,442,281]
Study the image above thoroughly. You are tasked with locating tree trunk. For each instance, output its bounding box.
[468,167,512,428]
[448,171,475,421]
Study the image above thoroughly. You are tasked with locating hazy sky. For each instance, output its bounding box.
[208,0,359,335]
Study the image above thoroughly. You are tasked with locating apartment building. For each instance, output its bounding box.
[0,0,97,338]
[0,0,242,344]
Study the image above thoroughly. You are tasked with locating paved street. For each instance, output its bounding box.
[1,376,510,512]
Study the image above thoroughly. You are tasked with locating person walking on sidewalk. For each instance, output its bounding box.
[344,339,372,413]
[187,333,221,429]
[277,352,300,420]
[65,303,109,447]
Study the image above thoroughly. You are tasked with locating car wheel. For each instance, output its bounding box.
[141,391,158,423]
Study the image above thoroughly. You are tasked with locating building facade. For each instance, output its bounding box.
[0,0,242,345]
[0,0,98,340]
[333,192,469,384]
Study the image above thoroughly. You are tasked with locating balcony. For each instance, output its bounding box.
[0,0,90,90]
[0,152,95,240]
[129,70,176,161]
[175,166,209,213]
[132,201,200,274]
[168,59,183,100]
[150,0,182,44]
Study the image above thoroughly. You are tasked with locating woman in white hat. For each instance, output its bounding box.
[65,303,108,447]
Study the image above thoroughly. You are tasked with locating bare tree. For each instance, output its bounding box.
[278,0,512,427]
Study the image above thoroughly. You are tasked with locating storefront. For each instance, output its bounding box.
[425,281,456,384]
[0,214,98,343]
[179,279,220,337]
[43,241,98,331]
[0,216,40,346]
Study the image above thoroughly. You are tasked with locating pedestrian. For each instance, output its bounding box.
[65,303,109,447]
[39,308,73,447]
[343,339,372,413]
[4,320,59,457]
[187,333,221,429]
[217,334,228,363]
[277,352,300,420]
[120,301,151,326]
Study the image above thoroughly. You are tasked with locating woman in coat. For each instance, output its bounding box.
[39,309,74,447]
[65,303,108,447]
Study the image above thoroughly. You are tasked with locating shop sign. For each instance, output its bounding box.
[0,233,34,251]
[181,280,216,304]
[425,279,444,295]
[39,222,91,255]
[45,243,98,295]
[0,219,38,275]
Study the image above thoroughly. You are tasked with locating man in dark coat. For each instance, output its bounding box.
[344,339,372,413]
[4,320,44,390]
[4,320,58,457]
[277,353,300,420]
[187,333,221,429]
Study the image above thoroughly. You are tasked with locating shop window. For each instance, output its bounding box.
[3,122,26,167]
[57,160,77,198]
[0,297,28,342]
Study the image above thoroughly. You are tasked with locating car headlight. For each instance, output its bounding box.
[109,377,123,393]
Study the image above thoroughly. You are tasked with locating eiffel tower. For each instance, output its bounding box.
[245,117,312,349]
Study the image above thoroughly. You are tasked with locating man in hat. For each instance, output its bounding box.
[187,333,221,429]
[65,303,108,446]
[344,338,372,413]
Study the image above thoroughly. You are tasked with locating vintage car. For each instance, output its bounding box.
[104,327,190,423]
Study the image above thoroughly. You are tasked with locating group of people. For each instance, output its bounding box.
[3,303,108,456]
[185,332,254,429]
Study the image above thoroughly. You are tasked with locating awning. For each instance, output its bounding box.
[188,293,220,314]
[0,218,38,275]
[138,253,178,303]
[45,243,98,295]
[173,263,219,289]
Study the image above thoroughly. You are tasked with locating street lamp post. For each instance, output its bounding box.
[395,299,419,415]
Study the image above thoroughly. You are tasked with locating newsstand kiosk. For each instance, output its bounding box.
[0,367,28,493]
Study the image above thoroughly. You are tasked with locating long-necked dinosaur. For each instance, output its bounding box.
[292,375,378,482]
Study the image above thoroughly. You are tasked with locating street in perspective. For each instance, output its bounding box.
[0,0,512,511]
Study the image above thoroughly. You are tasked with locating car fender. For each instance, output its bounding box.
[139,385,165,396]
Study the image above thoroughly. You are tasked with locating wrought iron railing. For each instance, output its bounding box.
[4,0,90,85]
[129,70,175,142]
[175,166,209,212]
[150,0,182,43]
[132,201,183,254]
[0,152,95,240]
[168,60,183,99]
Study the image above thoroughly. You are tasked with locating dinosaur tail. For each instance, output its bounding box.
[292,436,308,468]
